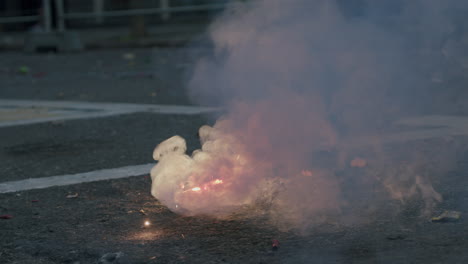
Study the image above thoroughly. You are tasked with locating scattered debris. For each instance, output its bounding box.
[350,157,367,168]
[0,215,13,219]
[98,252,126,264]
[32,72,47,78]
[123,53,135,66]
[51,120,65,126]
[31,200,39,203]
[272,239,280,251]
[116,71,153,79]
[18,66,30,74]
[386,234,406,240]
[139,209,147,215]
[432,210,461,222]
[66,193,79,199]
[122,53,135,60]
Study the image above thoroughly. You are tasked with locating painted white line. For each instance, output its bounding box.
[0,109,134,128]
[0,163,154,194]
[344,115,468,148]
[0,99,219,114]
[0,99,220,128]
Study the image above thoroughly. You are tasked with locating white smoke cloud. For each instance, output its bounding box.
[151,0,468,230]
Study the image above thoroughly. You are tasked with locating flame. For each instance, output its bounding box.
[213,179,223,185]
[190,179,224,193]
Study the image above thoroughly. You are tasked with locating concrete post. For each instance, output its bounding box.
[93,0,104,24]
[42,0,52,32]
[160,0,170,21]
[55,0,66,32]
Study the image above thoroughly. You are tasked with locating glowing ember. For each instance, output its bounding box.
[213,179,223,184]
[144,220,151,227]
[191,187,201,192]
[301,170,313,177]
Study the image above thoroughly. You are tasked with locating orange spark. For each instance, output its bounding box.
[213,179,223,184]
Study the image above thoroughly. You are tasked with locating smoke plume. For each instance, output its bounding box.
[151,0,468,231]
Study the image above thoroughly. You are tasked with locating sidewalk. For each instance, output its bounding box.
[0,22,209,50]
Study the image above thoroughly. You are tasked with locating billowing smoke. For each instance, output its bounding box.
[151,0,468,231]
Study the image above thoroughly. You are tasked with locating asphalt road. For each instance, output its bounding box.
[0,48,207,105]
[1,48,468,264]
[0,112,209,182]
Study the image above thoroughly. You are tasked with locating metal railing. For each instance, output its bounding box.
[0,0,48,31]
[0,0,231,33]
[56,0,227,32]
[0,15,39,24]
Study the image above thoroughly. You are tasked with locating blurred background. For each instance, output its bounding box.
[0,0,229,44]
[0,0,242,106]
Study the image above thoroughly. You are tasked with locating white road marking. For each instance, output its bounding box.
[1,114,467,193]
[344,115,468,148]
[0,163,154,194]
[0,99,220,128]
[0,108,133,128]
